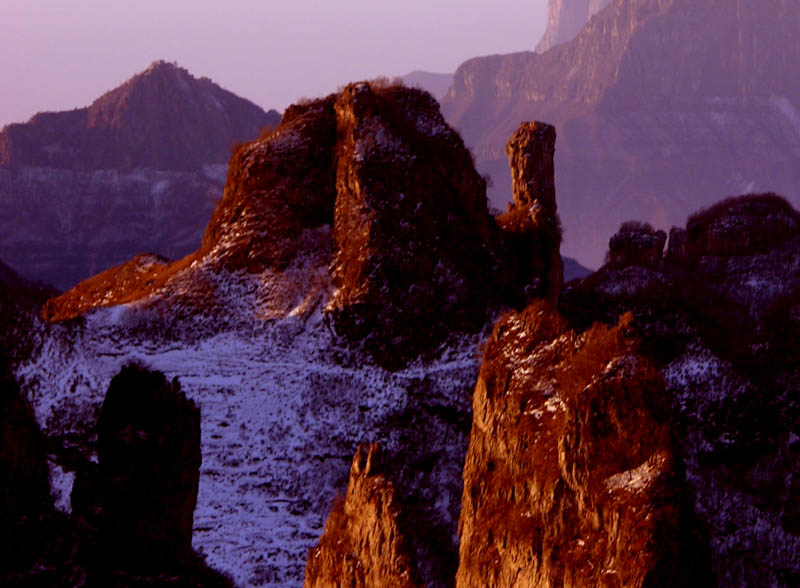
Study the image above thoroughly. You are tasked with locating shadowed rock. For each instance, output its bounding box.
[95,363,201,573]
[607,221,667,268]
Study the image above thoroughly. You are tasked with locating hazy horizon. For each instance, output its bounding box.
[1,0,547,128]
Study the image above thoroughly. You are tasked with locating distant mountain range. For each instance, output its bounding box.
[0,60,279,289]
[443,0,800,267]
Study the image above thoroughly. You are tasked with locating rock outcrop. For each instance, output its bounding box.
[301,194,799,587]
[456,306,713,587]
[93,363,201,571]
[34,87,564,586]
[607,221,666,268]
[535,0,613,53]
[304,444,419,588]
[497,122,563,304]
[0,61,279,289]
[557,193,800,586]
[327,82,500,364]
[444,0,800,268]
[44,83,562,368]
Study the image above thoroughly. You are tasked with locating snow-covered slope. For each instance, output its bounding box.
[20,283,484,586]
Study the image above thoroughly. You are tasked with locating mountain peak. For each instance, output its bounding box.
[0,62,279,171]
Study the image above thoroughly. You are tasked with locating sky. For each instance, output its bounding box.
[0,0,547,128]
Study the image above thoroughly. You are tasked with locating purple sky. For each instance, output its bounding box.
[1,0,547,127]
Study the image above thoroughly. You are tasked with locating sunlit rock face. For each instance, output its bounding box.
[304,444,420,588]
[0,60,278,290]
[456,306,714,588]
[303,194,799,587]
[444,0,800,268]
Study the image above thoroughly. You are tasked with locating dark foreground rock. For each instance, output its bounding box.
[2,363,230,587]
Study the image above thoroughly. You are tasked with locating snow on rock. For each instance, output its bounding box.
[19,297,481,587]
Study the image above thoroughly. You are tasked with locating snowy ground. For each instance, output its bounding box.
[18,304,481,587]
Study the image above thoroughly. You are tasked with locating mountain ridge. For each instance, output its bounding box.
[442,0,800,267]
[0,60,279,289]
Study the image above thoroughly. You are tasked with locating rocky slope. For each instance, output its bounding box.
[443,0,800,267]
[535,0,612,53]
[305,193,800,587]
[0,61,279,289]
[19,83,562,587]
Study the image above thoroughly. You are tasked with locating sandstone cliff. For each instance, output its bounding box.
[0,61,279,289]
[443,0,800,268]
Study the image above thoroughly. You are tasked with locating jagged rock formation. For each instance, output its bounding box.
[496,122,563,305]
[0,60,279,289]
[25,84,563,586]
[328,83,499,364]
[535,0,612,53]
[44,83,562,368]
[443,0,800,267]
[456,305,713,587]
[304,444,419,588]
[556,194,800,586]
[302,194,799,587]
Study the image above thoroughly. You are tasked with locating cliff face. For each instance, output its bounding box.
[535,0,612,53]
[443,0,800,267]
[28,84,563,586]
[457,306,712,587]
[44,83,562,368]
[0,61,278,290]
